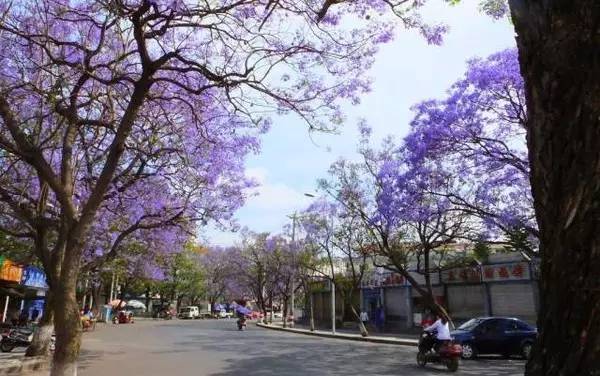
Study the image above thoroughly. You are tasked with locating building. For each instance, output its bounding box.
[359,252,539,330]
[0,257,48,324]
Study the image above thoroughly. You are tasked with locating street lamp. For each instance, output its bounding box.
[286,192,316,327]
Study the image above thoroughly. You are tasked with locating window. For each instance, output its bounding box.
[478,319,503,334]
[458,318,485,331]
[516,321,532,331]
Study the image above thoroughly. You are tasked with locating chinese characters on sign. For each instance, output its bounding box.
[481,262,530,282]
[21,266,48,289]
[361,272,408,288]
[442,267,481,284]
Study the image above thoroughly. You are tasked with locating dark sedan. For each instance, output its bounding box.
[451,317,537,360]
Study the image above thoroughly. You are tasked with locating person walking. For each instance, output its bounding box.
[360,311,369,327]
[375,306,385,332]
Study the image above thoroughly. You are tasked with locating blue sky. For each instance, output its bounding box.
[203,1,516,246]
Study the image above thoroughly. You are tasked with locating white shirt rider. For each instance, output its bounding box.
[424,318,452,340]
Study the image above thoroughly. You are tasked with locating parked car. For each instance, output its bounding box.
[451,317,537,360]
[216,310,233,319]
[178,306,200,319]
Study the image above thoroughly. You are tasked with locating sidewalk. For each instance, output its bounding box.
[256,322,419,347]
[0,350,48,375]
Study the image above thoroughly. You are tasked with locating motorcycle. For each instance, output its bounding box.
[0,327,56,353]
[416,331,462,372]
[237,317,247,331]
[112,310,134,324]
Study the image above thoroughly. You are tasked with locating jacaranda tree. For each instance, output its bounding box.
[404,48,537,245]
[0,1,446,373]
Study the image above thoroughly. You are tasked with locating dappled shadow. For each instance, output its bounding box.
[77,319,524,376]
[169,326,524,376]
[78,348,124,370]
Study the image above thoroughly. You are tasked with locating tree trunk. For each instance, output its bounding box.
[350,305,368,337]
[51,280,81,376]
[91,281,101,312]
[282,298,288,328]
[268,294,273,324]
[145,287,151,314]
[309,292,315,332]
[26,291,55,357]
[508,2,600,375]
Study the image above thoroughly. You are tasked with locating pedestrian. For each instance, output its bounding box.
[360,311,369,327]
[375,306,384,332]
[31,308,40,323]
[18,309,29,326]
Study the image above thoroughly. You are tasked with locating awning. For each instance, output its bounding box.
[0,286,25,298]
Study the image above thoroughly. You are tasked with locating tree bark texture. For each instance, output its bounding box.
[51,279,81,376]
[508,1,600,375]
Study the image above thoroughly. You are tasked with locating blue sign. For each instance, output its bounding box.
[21,266,48,289]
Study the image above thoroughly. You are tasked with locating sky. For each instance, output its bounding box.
[203,1,516,246]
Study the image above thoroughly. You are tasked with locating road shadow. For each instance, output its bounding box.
[171,327,524,376]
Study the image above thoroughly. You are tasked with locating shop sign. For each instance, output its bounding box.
[21,266,48,289]
[441,266,481,284]
[362,272,408,287]
[408,271,440,286]
[310,280,330,292]
[0,259,23,282]
[481,262,531,282]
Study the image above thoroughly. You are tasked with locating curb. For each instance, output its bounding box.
[0,356,49,375]
[256,322,418,347]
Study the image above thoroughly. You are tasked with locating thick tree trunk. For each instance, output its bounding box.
[26,291,54,357]
[508,2,600,375]
[51,280,81,376]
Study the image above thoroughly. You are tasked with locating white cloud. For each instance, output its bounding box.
[202,167,314,246]
[244,167,312,212]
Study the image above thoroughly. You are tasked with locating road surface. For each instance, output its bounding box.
[78,319,526,376]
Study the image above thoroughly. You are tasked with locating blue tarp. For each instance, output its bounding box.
[234,305,252,315]
[213,304,225,311]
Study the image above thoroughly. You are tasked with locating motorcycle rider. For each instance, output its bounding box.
[423,314,451,352]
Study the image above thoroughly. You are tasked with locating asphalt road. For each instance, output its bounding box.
[78,319,526,376]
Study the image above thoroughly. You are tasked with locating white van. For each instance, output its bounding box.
[178,306,200,319]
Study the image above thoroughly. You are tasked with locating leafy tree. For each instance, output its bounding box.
[299,199,372,335]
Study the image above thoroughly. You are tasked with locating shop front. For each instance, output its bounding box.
[0,257,24,324]
[0,259,48,324]
[20,266,49,321]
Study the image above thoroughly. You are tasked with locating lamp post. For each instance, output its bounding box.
[287,211,298,328]
[331,279,336,335]
[287,192,317,328]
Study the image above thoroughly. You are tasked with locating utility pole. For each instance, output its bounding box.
[331,280,336,334]
[290,212,297,328]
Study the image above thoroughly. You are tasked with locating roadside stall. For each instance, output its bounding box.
[0,257,24,324]
[19,266,49,322]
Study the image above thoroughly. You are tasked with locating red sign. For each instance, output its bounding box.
[481,262,530,282]
[442,267,481,284]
